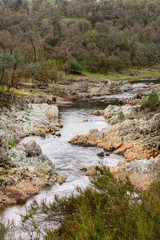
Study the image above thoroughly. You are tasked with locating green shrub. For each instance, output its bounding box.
[141,89,159,110]
[8,140,16,148]
[148,88,159,110]
[140,99,147,109]
[118,110,125,120]
[70,63,83,74]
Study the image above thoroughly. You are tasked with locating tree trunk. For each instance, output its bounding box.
[0,68,5,85]
[31,40,37,63]
[12,64,16,83]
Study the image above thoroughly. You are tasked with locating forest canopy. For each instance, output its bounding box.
[0,0,160,87]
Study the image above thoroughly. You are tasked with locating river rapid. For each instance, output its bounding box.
[0,81,154,239]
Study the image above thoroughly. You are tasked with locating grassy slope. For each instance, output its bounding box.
[81,65,160,82]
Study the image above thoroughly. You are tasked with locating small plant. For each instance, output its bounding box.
[0,88,5,93]
[8,140,16,148]
[118,110,125,120]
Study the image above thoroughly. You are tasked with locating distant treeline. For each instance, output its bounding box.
[0,0,160,87]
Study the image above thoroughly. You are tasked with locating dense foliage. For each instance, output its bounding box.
[0,0,160,87]
[21,167,160,239]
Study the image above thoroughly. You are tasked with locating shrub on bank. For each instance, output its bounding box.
[21,167,160,240]
[141,88,159,110]
[118,110,125,120]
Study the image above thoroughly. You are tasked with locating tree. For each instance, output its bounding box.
[50,10,62,36]
[107,55,123,72]
[7,48,25,89]
[0,0,8,11]
[35,61,58,84]
[25,62,41,80]
[0,50,13,85]
[108,26,119,47]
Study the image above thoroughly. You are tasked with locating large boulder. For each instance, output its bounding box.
[104,105,133,120]
[85,166,97,176]
[24,140,42,157]
[46,106,59,120]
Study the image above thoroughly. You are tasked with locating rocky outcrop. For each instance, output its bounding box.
[0,103,59,142]
[70,103,160,190]
[70,114,158,160]
[0,103,59,207]
[90,105,136,124]
[0,140,57,206]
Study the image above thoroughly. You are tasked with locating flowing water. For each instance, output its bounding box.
[92,81,154,100]
[0,81,155,239]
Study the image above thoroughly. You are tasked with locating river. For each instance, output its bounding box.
[0,81,154,239]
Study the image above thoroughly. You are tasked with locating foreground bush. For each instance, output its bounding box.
[21,167,160,240]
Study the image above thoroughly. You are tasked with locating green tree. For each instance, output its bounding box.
[108,26,119,47]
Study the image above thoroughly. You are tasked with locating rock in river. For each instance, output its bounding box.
[24,140,42,157]
[57,175,66,185]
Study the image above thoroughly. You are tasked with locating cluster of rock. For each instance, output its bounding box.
[45,79,133,99]
[70,103,160,190]
[27,94,56,105]
[0,101,61,206]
